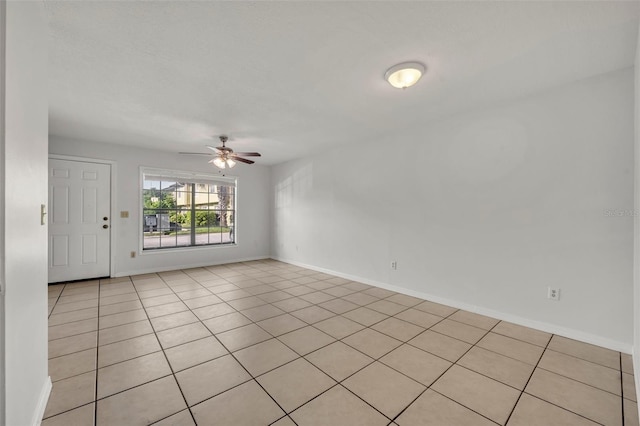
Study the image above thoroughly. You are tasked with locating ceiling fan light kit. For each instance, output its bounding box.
[181,135,262,169]
[385,61,425,89]
[210,156,236,169]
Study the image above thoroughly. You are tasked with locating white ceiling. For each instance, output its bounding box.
[46,1,640,165]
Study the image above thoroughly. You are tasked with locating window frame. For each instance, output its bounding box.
[139,167,238,253]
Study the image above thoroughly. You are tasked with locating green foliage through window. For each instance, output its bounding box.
[141,170,236,250]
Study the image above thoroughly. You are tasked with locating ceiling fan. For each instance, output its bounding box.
[180,135,261,169]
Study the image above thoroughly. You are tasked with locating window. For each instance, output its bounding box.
[141,168,236,250]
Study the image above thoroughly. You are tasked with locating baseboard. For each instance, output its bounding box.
[274,256,633,354]
[31,376,51,426]
[114,255,271,278]
[634,347,640,419]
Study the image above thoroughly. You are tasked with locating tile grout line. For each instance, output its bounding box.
[438,339,625,403]
[50,282,414,336]
[284,301,461,422]
[169,269,301,424]
[51,294,98,306]
[49,315,143,346]
[541,346,623,372]
[47,329,97,352]
[47,260,628,426]
[165,267,387,422]
[520,392,609,425]
[534,364,625,399]
[48,308,100,327]
[431,389,502,425]
[59,280,179,408]
[442,315,620,425]
[93,276,106,426]
[534,341,630,404]
[47,283,67,319]
[51,277,437,360]
[95,278,442,409]
[43,283,102,420]
[290,382,392,423]
[471,337,545,365]
[268,413,299,426]
[503,332,553,425]
[387,320,495,425]
[46,283,66,319]
[148,264,310,423]
[133,271,200,426]
[621,352,626,426]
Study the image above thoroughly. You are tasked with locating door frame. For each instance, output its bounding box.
[0,0,6,422]
[49,154,117,279]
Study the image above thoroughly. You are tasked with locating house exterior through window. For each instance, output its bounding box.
[141,168,237,250]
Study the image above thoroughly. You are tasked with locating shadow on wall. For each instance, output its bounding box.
[275,163,313,209]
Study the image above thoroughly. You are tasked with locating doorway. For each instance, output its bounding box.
[48,158,111,283]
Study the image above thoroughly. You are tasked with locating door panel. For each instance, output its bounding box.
[51,235,68,267]
[52,185,69,224]
[82,186,97,223]
[48,159,111,283]
[82,234,97,264]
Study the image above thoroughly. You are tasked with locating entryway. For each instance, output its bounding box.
[48,158,111,283]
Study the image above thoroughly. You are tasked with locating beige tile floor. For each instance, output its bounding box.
[43,260,639,426]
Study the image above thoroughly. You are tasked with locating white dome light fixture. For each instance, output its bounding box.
[385,62,425,89]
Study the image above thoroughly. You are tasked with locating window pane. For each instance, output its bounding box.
[142,171,236,250]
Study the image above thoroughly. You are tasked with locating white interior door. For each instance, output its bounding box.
[48,158,111,283]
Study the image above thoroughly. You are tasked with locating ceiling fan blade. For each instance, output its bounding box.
[179,152,214,156]
[232,157,255,165]
[231,152,261,157]
[206,145,224,152]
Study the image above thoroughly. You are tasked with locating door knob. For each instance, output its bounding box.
[103,224,109,229]
[103,217,108,221]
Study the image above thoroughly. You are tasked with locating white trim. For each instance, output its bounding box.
[138,242,238,256]
[31,376,51,426]
[110,162,118,277]
[141,166,237,186]
[634,348,640,419]
[114,255,270,277]
[48,155,117,278]
[49,153,113,165]
[274,256,633,354]
[138,166,144,255]
[0,0,6,422]
[634,20,640,420]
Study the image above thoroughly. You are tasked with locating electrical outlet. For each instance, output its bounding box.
[391,261,397,270]
[130,251,136,258]
[547,287,560,301]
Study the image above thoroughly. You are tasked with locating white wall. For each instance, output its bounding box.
[2,2,51,425]
[272,68,635,351]
[49,137,271,277]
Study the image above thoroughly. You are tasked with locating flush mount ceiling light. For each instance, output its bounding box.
[385,62,425,89]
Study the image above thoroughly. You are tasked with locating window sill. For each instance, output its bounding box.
[140,243,238,255]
